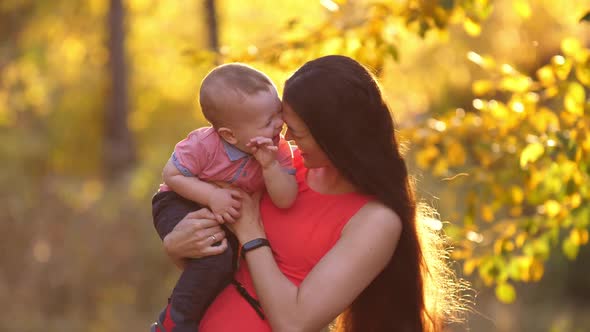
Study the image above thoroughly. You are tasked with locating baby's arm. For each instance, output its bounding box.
[163,159,241,223]
[262,162,298,208]
[248,137,298,208]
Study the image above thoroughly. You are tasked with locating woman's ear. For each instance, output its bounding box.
[217,127,238,144]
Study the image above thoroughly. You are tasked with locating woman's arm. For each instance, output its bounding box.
[163,208,229,269]
[231,195,402,332]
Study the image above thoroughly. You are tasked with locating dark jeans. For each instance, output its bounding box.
[152,191,238,331]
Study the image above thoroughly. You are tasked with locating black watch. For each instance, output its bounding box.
[241,238,270,258]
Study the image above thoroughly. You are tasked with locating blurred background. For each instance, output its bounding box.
[1,0,589,331]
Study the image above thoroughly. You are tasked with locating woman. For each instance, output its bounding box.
[161,55,463,331]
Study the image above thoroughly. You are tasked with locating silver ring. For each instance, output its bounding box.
[210,234,217,242]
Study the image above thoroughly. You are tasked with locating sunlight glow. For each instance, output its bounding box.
[467,51,483,65]
[320,0,339,12]
[247,45,258,55]
[423,217,443,231]
[501,64,515,74]
[466,231,484,243]
[428,118,447,132]
[553,55,566,65]
[472,99,484,110]
[511,101,525,113]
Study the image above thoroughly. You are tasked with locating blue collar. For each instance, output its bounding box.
[221,139,249,161]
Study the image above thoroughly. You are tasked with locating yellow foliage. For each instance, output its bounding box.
[509,206,522,217]
[519,142,544,168]
[564,82,586,115]
[544,200,561,218]
[447,140,467,166]
[500,75,532,93]
[570,228,589,246]
[562,238,579,260]
[463,18,481,36]
[530,259,544,281]
[495,282,516,304]
[463,259,478,276]
[582,135,590,152]
[561,37,583,57]
[511,186,524,204]
[433,158,449,176]
[513,0,532,19]
[515,233,527,248]
[416,145,440,169]
[575,64,590,86]
[481,205,494,222]
[472,80,494,96]
[530,107,560,133]
[552,55,573,80]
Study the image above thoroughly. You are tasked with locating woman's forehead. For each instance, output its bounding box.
[282,103,303,126]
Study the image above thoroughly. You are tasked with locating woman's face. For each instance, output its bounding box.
[282,102,331,168]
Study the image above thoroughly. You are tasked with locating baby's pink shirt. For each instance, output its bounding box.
[159,127,295,194]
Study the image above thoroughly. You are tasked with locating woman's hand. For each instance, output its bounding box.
[225,190,266,244]
[163,208,228,268]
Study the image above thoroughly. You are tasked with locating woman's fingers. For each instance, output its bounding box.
[200,238,228,255]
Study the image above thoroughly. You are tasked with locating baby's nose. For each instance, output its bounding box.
[275,119,284,130]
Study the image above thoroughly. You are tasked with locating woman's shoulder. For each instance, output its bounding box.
[344,200,402,236]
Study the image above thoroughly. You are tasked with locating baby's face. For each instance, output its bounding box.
[229,89,284,151]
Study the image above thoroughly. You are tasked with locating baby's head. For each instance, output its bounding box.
[199,63,283,152]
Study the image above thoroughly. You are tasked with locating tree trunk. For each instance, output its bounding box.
[204,0,220,63]
[104,0,135,178]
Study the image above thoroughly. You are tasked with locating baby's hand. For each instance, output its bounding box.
[208,188,242,223]
[247,136,279,169]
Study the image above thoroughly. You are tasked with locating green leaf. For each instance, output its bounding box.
[562,237,579,260]
[495,282,516,304]
[387,45,399,62]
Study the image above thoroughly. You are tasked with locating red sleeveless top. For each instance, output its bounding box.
[199,149,371,331]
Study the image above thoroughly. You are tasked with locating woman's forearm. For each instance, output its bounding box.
[163,235,186,270]
[244,248,320,332]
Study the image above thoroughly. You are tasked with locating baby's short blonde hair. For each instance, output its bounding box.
[199,63,276,127]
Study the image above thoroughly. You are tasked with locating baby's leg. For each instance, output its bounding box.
[151,191,237,331]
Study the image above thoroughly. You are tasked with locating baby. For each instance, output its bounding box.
[151,63,297,332]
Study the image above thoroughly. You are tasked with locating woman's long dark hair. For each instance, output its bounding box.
[283,55,463,331]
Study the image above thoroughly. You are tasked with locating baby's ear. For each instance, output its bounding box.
[217,127,238,144]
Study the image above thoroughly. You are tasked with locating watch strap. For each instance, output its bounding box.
[241,238,270,258]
